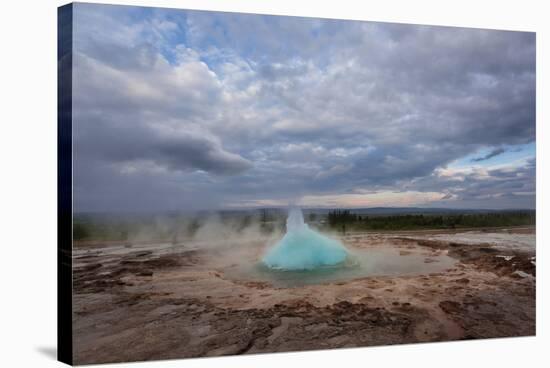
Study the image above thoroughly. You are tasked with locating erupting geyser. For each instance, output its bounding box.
[262,208,349,270]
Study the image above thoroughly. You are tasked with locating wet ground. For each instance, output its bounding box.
[72,227,536,364]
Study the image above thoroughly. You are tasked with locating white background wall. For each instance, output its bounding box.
[0,0,547,367]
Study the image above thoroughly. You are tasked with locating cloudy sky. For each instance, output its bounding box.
[72,3,535,212]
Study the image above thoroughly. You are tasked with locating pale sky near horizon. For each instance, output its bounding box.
[71,3,536,212]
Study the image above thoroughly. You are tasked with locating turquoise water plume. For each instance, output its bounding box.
[262,208,349,270]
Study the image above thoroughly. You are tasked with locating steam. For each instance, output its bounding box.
[262,207,349,270]
[120,211,283,251]
[191,213,282,249]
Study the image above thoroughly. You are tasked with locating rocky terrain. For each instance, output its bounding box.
[72,227,536,365]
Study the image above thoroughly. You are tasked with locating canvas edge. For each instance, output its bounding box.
[58,2,74,366]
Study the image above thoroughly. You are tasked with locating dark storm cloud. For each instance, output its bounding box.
[471,147,506,162]
[97,124,252,175]
[71,3,536,211]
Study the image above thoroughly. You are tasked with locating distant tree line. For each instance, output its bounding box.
[327,210,359,227]
[72,209,536,241]
[326,210,535,231]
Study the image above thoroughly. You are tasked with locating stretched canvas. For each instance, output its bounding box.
[58,2,536,365]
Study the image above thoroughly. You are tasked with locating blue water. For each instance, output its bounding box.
[230,247,456,288]
[262,208,349,270]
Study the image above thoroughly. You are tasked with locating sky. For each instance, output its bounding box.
[71,3,536,212]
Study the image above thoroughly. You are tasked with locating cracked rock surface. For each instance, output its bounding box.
[72,227,535,365]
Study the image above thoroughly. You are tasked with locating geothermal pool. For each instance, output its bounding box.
[226,247,456,287]
[223,207,456,287]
